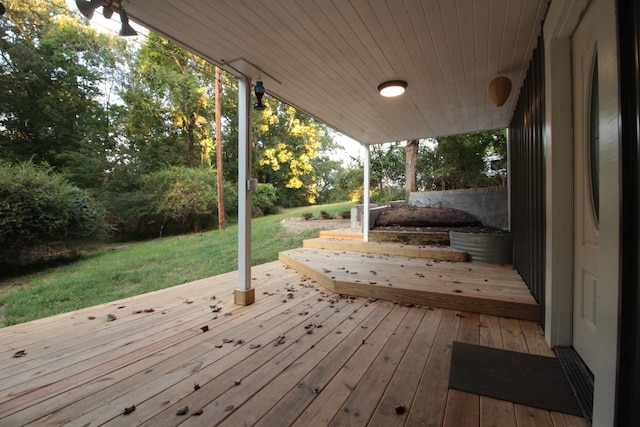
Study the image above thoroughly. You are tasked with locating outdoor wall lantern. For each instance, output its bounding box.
[254,80,266,110]
[75,0,138,37]
[489,76,512,107]
[377,80,408,97]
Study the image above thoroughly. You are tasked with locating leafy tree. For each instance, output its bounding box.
[369,142,406,193]
[0,0,126,188]
[418,130,507,190]
[118,33,216,172]
[333,161,365,202]
[254,99,337,207]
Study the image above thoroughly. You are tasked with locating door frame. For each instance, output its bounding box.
[543,0,621,424]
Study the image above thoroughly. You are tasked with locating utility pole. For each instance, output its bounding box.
[215,66,225,229]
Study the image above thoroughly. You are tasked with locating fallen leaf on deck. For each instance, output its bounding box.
[87,316,96,320]
[194,383,201,390]
[250,343,261,349]
[200,325,209,332]
[192,409,204,416]
[13,350,27,358]
[176,406,189,416]
[183,299,193,304]
[224,405,234,412]
[274,335,286,346]
[453,289,463,293]
[395,404,406,415]
[123,405,136,415]
[106,314,117,321]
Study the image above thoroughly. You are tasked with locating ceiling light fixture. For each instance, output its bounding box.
[75,0,138,37]
[377,80,408,97]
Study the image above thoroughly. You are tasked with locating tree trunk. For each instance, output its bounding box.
[405,139,419,196]
[215,67,225,229]
[187,112,195,168]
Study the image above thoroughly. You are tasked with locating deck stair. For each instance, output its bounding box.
[279,246,539,321]
[303,237,467,262]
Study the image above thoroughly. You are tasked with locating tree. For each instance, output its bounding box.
[369,142,405,192]
[418,130,507,190]
[214,66,225,229]
[118,33,215,172]
[0,0,127,188]
[404,139,419,196]
[254,99,337,207]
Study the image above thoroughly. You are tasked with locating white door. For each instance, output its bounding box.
[572,2,599,372]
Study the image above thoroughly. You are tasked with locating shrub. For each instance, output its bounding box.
[252,183,279,217]
[142,167,217,234]
[0,161,110,267]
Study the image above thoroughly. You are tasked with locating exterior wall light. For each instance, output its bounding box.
[75,0,138,37]
[254,80,266,110]
[377,80,408,97]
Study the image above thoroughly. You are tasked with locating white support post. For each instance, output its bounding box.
[235,77,255,305]
[363,144,370,242]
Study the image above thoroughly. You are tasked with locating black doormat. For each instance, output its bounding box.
[448,341,583,416]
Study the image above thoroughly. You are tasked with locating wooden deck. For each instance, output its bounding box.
[0,260,585,426]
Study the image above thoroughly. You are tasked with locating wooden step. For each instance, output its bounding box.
[279,248,539,322]
[318,228,363,241]
[303,238,467,262]
[369,229,451,245]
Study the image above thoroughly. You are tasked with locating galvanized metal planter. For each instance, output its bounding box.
[449,231,513,264]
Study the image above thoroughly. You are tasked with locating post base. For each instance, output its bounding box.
[234,288,255,306]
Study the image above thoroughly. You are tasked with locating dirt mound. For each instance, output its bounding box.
[375,207,480,228]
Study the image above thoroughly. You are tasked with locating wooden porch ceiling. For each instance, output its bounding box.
[124,0,548,144]
[0,261,586,426]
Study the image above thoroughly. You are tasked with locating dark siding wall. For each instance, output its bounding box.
[617,0,640,422]
[508,35,545,324]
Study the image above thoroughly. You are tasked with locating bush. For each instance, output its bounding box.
[143,167,218,234]
[0,161,110,267]
[252,183,279,217]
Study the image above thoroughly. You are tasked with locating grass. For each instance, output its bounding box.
[0,202,353,327]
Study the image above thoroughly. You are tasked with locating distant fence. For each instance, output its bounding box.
[408,186,508,230]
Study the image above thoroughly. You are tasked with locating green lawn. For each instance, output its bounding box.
[0,202,353,326]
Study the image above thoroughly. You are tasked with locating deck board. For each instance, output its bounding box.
[0,260,587,426]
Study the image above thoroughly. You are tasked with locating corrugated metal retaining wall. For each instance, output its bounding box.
[508,34,545,325]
